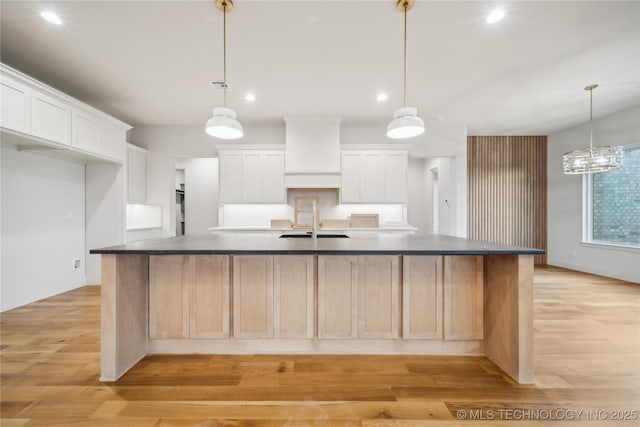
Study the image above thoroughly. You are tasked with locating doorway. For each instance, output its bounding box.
[431,167,439,234]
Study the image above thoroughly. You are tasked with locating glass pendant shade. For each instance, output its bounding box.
[387,107,425,139]
[205,107,243,140]
[563,146,624,174]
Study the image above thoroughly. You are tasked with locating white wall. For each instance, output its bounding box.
[85,162,126,284]
[1,145,86,311]
[548,105,640,283]
[178,158,219,235]
[407,158,427,234]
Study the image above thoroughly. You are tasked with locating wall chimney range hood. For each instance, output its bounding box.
[284,116,342,189]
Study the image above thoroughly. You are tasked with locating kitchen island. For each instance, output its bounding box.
[91,234,543,384]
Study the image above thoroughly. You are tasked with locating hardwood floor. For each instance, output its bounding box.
[1,266,638,426]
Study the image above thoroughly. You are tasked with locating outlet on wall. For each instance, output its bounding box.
[73,258,81,270]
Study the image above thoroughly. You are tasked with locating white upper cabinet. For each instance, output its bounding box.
[341,149,408,203]
[127,144,147,204]
[242,153,265,202]
[219,152,242,203]
[73,109,102,154]
[264,152,286,203]
[218,147,285,204]
[340,153,361,202]
[360,154,386,203]
[30,91,71,146]
[384,153,408,203]
[0,63,130,163]
[0,74,30,134]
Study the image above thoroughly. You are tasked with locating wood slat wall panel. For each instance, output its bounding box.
[467,136,547,264]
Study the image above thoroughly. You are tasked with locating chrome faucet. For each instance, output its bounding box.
[311,199,318,239]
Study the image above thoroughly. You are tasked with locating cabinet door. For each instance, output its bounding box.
[318,255,358,338]
[73,110,102,154]
[358,255,400,339]
[384,153,408,203]
[219,153,242,203]
[264,152,285,203]
[127,148,146,204]
[403,255,443,339]
[444,255,484,340]
[30,91,71,146]
[149,255,190,339]
[190,255,230,338]
[360,154,386,202]
[341,153,361,202]
[0,75,30,133]
[241,153,265,202]
[102,124,126,161]
[233,255,274,338]
[274,255,314,338]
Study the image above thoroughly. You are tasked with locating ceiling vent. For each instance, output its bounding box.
[210,81,232,91]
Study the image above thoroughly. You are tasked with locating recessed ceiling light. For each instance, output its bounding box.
[377,93,388,102]
[41,10,62,25]
[244,93,256,102]
[486,9,505,24]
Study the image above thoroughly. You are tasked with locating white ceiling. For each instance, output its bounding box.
[1,0,639,135]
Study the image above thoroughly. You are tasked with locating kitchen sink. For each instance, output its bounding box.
[279,233,349,239]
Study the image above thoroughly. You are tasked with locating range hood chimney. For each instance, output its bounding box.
[284,116,341,188]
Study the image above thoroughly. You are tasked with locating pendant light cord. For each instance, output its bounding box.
[403,1,407,108]
[223,2,227,108]
[589,86,593,152]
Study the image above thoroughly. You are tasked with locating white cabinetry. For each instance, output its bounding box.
[0,63,130,163]
[30,91,71,146]
[340,149,408,203]
[0,74,30,134]
[127,144,147,204]
[218,147,285,203]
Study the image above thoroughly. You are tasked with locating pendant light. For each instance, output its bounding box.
[206,0,243,140]
[387,0,425,139]
[563,84,623,174]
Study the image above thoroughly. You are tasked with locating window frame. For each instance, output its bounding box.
[582,141,640,252]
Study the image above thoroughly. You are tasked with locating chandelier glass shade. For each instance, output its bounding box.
[562,84,623,174]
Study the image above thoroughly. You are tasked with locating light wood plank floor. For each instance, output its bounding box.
[1,266,638,426]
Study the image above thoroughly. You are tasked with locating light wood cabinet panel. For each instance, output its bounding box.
[273,255,314,338]
[358,256,400,339]
[318,256,358,339]
[233,256,274,338]
[444,255,484,340]
[403,255,443,339]
[0,75,30,133]
[190,255,230,338]
[149,255,190,339]
[30,91,71,146]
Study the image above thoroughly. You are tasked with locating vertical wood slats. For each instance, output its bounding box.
[467,136,547,265]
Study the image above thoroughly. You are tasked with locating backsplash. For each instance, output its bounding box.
[220,190,406,227]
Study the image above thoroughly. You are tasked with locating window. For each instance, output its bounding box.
[586,144,640,247]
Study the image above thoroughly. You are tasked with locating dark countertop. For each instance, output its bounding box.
[90,234,544,256]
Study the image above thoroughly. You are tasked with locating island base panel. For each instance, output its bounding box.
[101,254,148,381]
[484,254,535,384]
